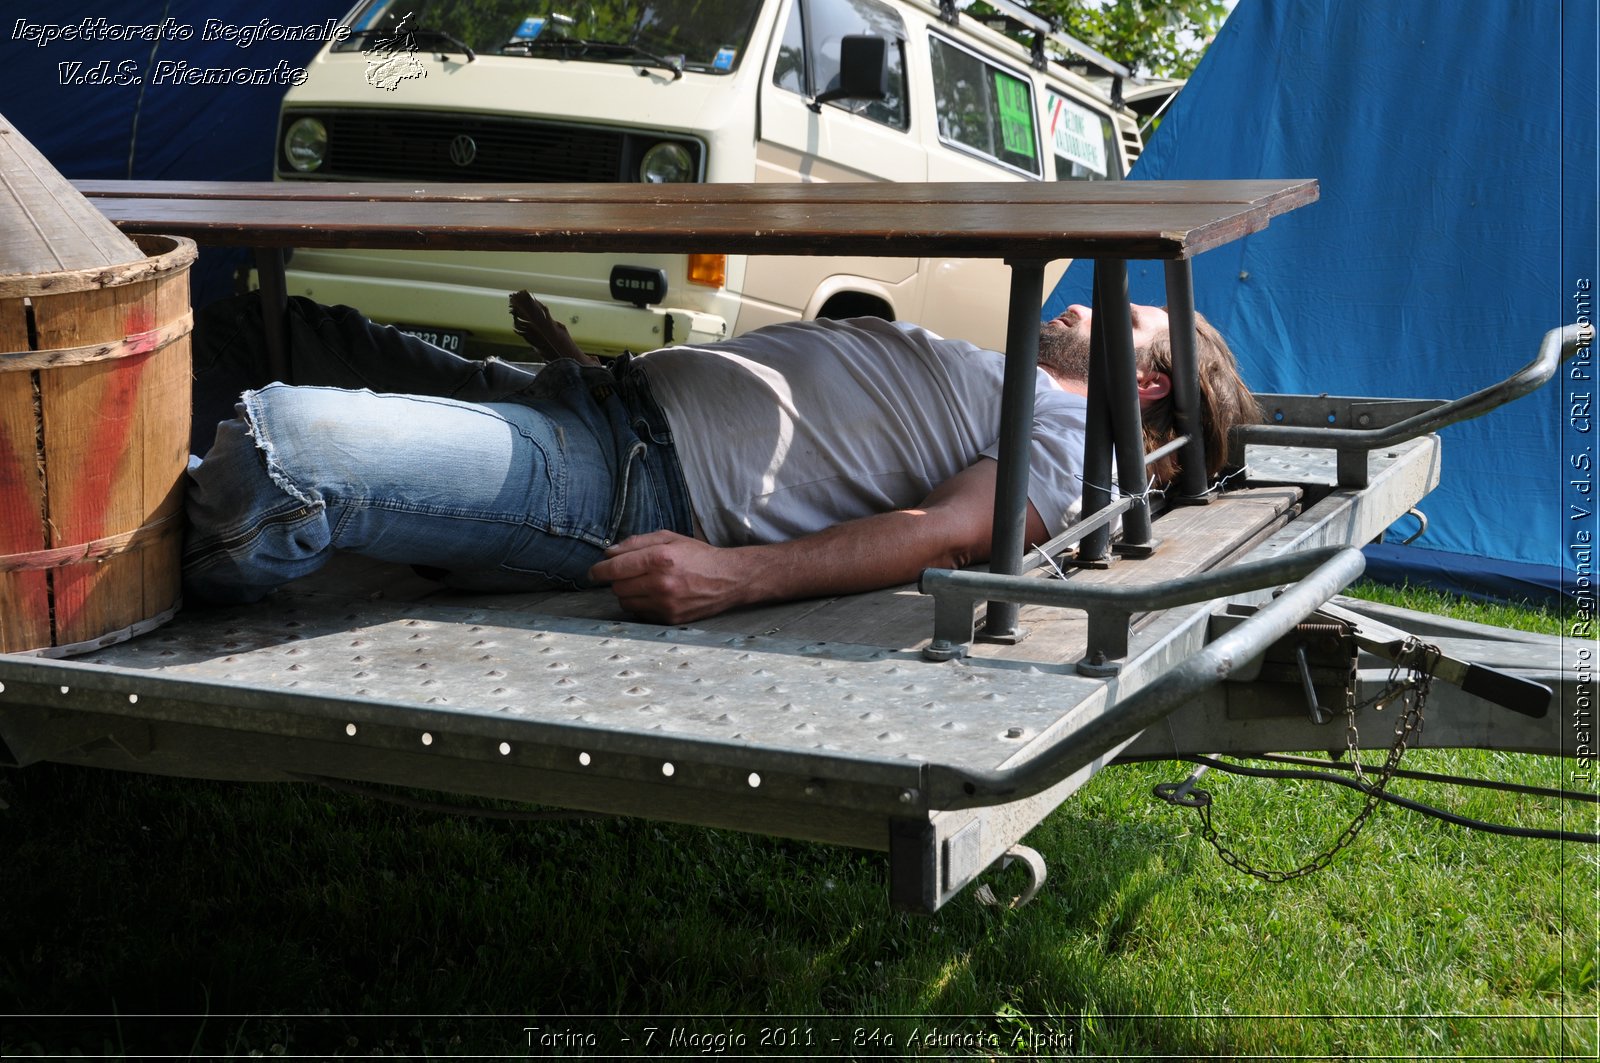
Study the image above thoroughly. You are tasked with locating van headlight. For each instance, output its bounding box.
[639,141,694,183]
[283,117,328,173]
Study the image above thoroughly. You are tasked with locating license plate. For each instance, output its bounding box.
[393,324,468,354]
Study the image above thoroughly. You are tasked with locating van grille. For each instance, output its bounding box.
[288,110,629,182]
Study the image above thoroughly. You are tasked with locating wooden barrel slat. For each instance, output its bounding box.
[0,295,52,651]
[143,262,190,625]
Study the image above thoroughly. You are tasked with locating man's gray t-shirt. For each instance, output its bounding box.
[640,317,1087,547]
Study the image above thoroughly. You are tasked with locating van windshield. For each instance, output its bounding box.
[337,1,766,74]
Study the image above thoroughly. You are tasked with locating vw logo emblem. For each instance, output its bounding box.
[448,134,478,167]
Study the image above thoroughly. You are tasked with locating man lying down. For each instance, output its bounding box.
[182,291,1255,624]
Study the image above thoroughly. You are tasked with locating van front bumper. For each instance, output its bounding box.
[282,268,730,357]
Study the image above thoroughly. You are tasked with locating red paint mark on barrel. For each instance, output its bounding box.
[123,305,160,355]
[0,417,54,650]
[48,351,153,641]
[62,353,150,540]
[123,305,155,335]
[0,421,45,551]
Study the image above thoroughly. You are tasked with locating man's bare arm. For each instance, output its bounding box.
[588,458,1049,624]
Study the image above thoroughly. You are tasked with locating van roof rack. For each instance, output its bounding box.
[939,0,1141,87]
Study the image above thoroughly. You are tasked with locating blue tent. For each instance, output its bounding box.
[1046,0,1598,604]
[2,2,350,303]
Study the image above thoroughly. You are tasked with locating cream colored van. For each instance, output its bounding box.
[274,0,1144,356]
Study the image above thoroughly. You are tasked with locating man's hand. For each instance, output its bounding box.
[589,459,1049,625]
[589,530,750,624]
[509,289,598,365]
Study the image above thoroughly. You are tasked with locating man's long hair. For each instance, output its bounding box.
[1138,313,1259,486]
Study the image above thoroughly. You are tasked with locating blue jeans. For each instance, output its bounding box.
[183,296,694,603]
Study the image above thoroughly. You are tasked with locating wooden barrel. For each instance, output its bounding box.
[0,233,197,656]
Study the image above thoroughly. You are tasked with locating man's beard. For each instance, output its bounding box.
[1037,326,1092,382]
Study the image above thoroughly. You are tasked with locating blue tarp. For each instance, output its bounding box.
[1046,0,1598,605]
[2,3,350,303]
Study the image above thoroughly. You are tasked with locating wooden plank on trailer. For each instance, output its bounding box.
[742,485,1304,662]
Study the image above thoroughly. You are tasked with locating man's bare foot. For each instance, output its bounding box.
[509,290,597,364]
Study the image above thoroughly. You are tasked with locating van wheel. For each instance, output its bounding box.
[816,293,893,321]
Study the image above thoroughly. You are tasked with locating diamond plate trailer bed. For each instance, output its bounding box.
[2,178,1588,912]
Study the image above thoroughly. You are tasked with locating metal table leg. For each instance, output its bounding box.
[1164,259,1211,504]
[1101,261,1154,552]
[984,259,1046,640]
[1078,269,1117,564]
[254,246,290,383]
[1097,260,1155,554]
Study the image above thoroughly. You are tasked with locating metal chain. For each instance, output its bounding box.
[1187,637,1436,883]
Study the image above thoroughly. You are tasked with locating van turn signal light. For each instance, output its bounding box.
[688,254,726,289]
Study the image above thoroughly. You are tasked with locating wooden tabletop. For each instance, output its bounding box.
[77,179,1318,261]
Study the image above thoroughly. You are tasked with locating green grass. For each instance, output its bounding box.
[1,589,1595,1059]
[1341,580,1569,637]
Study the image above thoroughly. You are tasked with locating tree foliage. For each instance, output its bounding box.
[1033,0,1230,78]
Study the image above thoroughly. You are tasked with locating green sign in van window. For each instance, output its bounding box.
[994,71,1036,161]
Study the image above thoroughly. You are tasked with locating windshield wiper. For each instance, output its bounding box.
[518,38,683,80]
[407,26,477,62]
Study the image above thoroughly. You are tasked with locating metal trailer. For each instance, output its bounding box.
[2,176,1591,912]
